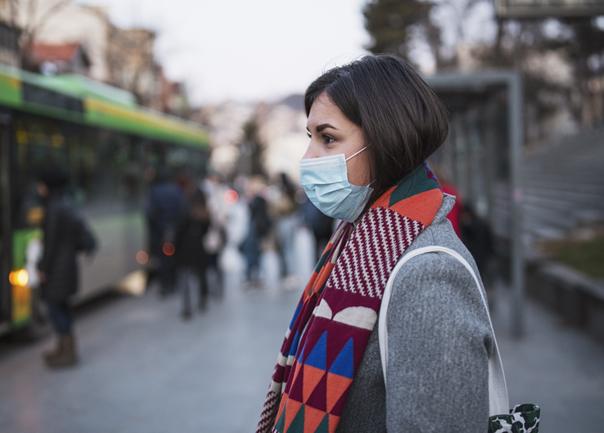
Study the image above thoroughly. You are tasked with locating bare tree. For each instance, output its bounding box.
[2,0,72,67]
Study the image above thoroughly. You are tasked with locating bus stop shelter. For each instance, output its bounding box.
[427,70,526,337]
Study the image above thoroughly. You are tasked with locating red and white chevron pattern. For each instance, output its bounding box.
[256,389,280,433]
[329,208,423,298]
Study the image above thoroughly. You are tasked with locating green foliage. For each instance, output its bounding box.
[362,0,434,59]
[362,1,604,127]
[541,232,604,280]
[476,17,604,124]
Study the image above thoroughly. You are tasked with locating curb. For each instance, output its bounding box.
[526,259,604,344]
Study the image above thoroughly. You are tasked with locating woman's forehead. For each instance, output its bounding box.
[307,93,348,129]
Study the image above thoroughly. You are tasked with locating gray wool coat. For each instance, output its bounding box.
[336,193,494,433]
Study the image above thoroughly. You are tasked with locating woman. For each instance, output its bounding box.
[256,55,495,433]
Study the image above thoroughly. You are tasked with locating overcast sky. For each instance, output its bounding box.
[78,0,370,105]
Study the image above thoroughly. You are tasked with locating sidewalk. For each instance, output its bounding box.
[0,260,603,433]
[492,285,604,433]
[0,285,300,433]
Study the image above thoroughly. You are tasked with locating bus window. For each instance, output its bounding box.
[12,115,69,231]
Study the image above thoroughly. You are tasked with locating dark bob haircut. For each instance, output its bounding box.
[304,54,448,200]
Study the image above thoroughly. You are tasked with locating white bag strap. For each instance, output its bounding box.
[378,245,509,416]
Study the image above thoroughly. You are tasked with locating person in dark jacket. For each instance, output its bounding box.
[145,167,186,296]
[300,197,334,263]
[174,189,210,319]
[459,202,495,276]
[241,180,272,288]
[460,202,496,311]
[36,167,95,368]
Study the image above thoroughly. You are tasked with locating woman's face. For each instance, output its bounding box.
[304,92,372,186]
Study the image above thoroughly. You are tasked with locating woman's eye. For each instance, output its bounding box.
[322,135,335,145]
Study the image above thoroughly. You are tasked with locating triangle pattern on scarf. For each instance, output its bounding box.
[330,390,349,417]
[328,414,340,433]
[288,404,305,433]
[274,405,286,433]
[289,362,304,402]
[292,360,303,385]
[303,365,325,402]
[316,413,329,433]
[328,338,354,378]
[289,302,303,331]
[275,391,288,426]
[297,338,307,364]
[304,331,327,370]
[290,330,301,357]
[304,405,326,433]
[326,372,353,413]
[324,323,354,368]
[284,399,302,433]
[306,372,328,411]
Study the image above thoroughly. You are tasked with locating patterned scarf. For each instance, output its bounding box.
[256,162,443,433]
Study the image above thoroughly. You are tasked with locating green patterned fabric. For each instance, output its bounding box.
[488,404,540,433]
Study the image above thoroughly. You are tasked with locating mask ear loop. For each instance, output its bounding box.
[345,146,368,162]
[345,146,375,187]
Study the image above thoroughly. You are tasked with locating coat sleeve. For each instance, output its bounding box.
[385,250,492,433]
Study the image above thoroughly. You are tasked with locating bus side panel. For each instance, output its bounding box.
[77,212,144,301]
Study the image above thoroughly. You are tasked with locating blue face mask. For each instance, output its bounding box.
[299,147,374,222]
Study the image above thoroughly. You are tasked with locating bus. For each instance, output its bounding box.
[0,65,209,334]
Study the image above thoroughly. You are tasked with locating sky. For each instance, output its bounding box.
[78,0,370,105]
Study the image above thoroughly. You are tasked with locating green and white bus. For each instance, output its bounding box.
[0,65,209,334]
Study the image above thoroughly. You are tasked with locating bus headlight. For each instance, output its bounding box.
[9,269,29,287]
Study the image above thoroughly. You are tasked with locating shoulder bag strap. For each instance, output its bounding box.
[378,245,510,416]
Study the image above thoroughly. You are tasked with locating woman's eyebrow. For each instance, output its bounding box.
[306,123,338,133]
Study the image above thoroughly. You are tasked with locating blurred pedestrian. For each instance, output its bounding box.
[432,164,464,239]
[202,174,228,299]
[460,202,495,274]
[271,172,299,283]
[300,197,334,262]
[36,166,97,368]
[460,202,496,309]
[241,177,272,288]
[145,167,186,296]
[256,55,506,433]
[174,189,210,319]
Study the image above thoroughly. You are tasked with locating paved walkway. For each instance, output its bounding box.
[492,286,604,433]
[1,257,603,433]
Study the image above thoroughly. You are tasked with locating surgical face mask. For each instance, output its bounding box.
[299,147,373,222]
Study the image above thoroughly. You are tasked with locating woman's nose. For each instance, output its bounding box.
[302,145,315,160]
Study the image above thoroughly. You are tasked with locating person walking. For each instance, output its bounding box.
[202,175,227,299]
[300,197,334,263]
[241,177,272,288]
[256,55,505,433]
[460,202,495,276]
[460,202,497,312]
[145,167,186,296]
[272,172,299,285]
[434,166,465,239]
[36,167,96,368]
[174,189,211,319]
